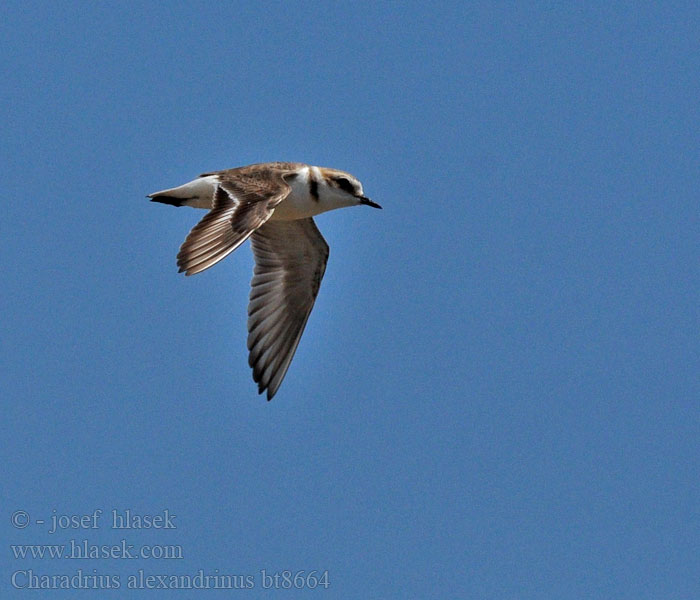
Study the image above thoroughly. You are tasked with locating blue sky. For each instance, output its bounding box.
[1,2,698,598]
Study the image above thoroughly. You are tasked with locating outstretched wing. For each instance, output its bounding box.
[247,218,330,400]
[177,168,292,276]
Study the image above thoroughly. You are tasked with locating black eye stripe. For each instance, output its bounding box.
[336,177,355,194]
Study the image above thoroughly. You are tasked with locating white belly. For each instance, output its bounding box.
[269,194,328,220]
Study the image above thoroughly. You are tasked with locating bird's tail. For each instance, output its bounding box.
[148,175,218,209]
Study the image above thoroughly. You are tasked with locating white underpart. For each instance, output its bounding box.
[270,166,323,221]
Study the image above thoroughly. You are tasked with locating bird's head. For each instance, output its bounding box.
[317,168,382,210]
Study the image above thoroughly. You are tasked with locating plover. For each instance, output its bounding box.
[149,162,381,400]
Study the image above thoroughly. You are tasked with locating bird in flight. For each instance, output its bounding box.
[150,162,381,400]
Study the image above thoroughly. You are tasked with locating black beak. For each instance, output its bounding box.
[359,196,382,209]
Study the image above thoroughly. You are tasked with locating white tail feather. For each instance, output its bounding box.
[149,175,218,209]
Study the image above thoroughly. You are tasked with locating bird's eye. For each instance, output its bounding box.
[336,177,356,194]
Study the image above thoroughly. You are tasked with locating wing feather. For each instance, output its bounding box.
[247,218,329,400]
[176,167,293,276]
